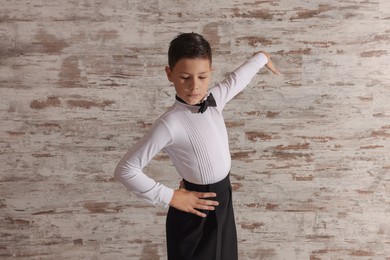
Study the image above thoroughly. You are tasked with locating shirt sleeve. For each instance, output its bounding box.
[114,119,174,207]
[210,52,268,110]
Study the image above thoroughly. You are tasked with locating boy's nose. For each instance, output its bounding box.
[189,78,198,90]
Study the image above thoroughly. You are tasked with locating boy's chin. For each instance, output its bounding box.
[185,98,203,105]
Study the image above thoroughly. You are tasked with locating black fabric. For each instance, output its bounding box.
[197,93,216,113]
[166,174,238,260]
[175,94,217,113]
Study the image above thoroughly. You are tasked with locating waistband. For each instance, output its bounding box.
[183,174,231,193]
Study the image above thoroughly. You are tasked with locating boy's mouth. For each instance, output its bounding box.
[187,93,202,99]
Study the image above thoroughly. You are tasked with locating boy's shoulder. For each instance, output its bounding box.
[152,103,187,136]
[157,103,181,125]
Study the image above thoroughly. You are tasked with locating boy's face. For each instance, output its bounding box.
[165,58,212,105]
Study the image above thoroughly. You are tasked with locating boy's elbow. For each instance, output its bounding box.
[114,162,139,183]
[114,164,125,182]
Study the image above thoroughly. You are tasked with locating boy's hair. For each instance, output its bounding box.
[168,32,212,69]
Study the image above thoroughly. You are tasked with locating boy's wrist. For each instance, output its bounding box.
[162,187,175,208]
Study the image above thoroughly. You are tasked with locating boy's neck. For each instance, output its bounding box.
[176,95,202,106]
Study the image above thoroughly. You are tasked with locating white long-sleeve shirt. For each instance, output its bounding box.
[114,53,268,207]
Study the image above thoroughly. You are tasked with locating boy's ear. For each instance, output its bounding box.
[165,66,173,82]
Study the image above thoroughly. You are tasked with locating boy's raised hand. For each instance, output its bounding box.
[169,183,219,218]
[254,51,281,75]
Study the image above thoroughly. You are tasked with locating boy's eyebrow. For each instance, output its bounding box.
[179,71,210,75]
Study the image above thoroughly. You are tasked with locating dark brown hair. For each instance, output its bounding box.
[168,32,212,69]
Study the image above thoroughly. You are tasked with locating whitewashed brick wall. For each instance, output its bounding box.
[1,0,389,259]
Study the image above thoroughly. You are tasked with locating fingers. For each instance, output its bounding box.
[266,60,281,75]
[197,197,219,208]
[190,197,219,218]
[198,191,217,199]
[190,209,207,218]
[196,192,219,206]
[194,192,219,212]
[263,54,281,75]
[189,192,219,217]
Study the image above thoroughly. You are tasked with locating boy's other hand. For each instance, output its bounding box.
[169,187,219,218]
[254,51,281,75]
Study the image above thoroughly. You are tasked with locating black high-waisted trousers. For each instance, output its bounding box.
[166,174,238,260]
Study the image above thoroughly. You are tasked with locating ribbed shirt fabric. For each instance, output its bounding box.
[114,53,268,207]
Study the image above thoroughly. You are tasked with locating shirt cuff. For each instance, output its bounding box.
[253,52,269,67]
[159,186,174,208]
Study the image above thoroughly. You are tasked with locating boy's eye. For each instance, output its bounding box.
[179,76,207,80]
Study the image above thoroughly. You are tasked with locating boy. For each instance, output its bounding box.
[114,32,279,260]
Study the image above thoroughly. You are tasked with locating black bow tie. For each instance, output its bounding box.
[176,93,217,113]
[197,93,217,113]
